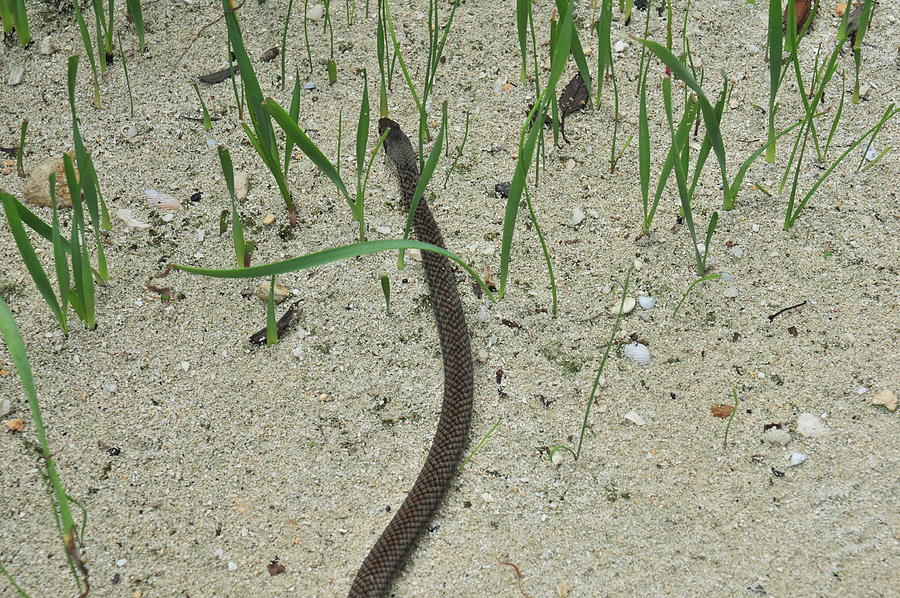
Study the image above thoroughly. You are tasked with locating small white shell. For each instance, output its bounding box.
[613,297,636,315]
[144,189,180,211]
[623,342,652,366]
[116,208,150,230]
[623,410,646,426]
[638,295,656,310]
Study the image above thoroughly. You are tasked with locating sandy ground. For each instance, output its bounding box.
[1,0,898,596]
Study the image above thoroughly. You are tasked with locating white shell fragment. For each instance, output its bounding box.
[623,342,651,366]
[570,206,585,226]
[116,209,151,230]
[638,295,656,310]
[863,142,878,162]
[872,389,897,412]
[234,171,249,201]
[614,297,636,315]
[144,189,180,211]
[623,410,647,426]
[764,428,791,446]
[788,452,808,467]
[795,413,827,438]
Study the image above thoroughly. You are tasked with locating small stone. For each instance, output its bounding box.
[623,410,646,426]
[550,450,566,466]
[302,82,317,91]
[614,297,636,315]
[570,206,585,226]
[481,492,494,503]
[0,399,10,417]
[257,281,291,304]
[116,209,151,230]
[145,189,180,211]
[24,154,75,208]
[262,213,276,226]
[38,36,59,55]
[787,452,808,467]
[863,142,878,162]
[116,558,128,567]
[103,383,118,392]
[477,349,488,363]
[233,171,249,201]
[795,413,827,438]
[613,40,627,53]
[227,561,238,571]
[632,258,643,272]
[307,3,324,19]
[8,66,24,86]
[161,213,175,222]
[638,295,656,310]
[764,428,790,446]
[494,182,510,198]
[3,418,24,432]
[857,83,871,100]
[126,124,138,138]
[557,582,573,597]
[375,225,391,235]
[179,361,190,372]
[291,345,304,360]
[723,287,739,298]
[872,389,897,412]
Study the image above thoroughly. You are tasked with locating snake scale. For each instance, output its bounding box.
[347,118,475,597]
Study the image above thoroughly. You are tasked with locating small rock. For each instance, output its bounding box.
[291,345,304,360]
[614,297,636,315]
[3,418,24,432]
[613,40,627,53]
[570,206,585,226]
[623,410,646,426]
[863,142,878,162]
[103,382,118,392]
[632,258,643,272]
[144,189,180,211]
[0,399,10,417]
[233,171,249,201]
[857,83,871,100]
[161,213,175,222]
[8,66,24,86]
[787,452,808,467]
[638,295,655,310]
[307,3,324,19]
[723,287,739,298]
[302,82,317,91]
[872,389,897,412]
[550,450,566,466]
[24,154,76,208]
[764,427,790,446]
[116,558,128,567]
[257,281,291,305]
[481,492,494,503]
[262,213,276,226]
[375,225,391,235]
[126,124,138,138]
[494,182,510,198]
[556,581,573,597]
[116,209,151,230]
[38,36,59,55]
[477,349,488,363]
[227,561,238,571]
[795,412,827,438]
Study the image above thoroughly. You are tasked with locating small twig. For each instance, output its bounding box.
[767,300,806,322]
[501,561,531,598]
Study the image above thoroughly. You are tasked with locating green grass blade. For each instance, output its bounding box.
[49,174,70,332]
[765,0,783,162]
[1,193,66,332]
[380,274,391,315]
[264,97,353,209]
[176,239,496,301]
[16,119,27,177]
[283,69,303,177]
[126,0,145,50]
[355,69,370,190]
[673,274,721,317]
[217,146,245,267]
[400,102,447,245]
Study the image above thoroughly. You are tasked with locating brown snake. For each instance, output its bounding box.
[347,118,474,597]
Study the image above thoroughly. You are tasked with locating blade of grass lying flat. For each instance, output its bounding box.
[0,297,82,589]
[1,193,66,332]
[637,38,730,207]
[499,0,573,300]
[264,97,353,210]
[176,239,496,302]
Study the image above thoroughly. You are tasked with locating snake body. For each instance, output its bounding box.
[347,118,474,597]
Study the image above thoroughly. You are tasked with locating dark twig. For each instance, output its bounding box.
[768,300,806,322]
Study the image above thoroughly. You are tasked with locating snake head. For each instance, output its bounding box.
[378,117,409,147]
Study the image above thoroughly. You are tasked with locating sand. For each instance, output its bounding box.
[1,0,898,596]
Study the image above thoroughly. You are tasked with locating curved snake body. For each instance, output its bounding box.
[347,118,474,597]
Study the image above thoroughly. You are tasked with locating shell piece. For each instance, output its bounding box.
[614,297,636,315]
[638,295,656,310]
[796,413,827,438]
[116,208,151,230]
[144,189,180,211]
[623,342,652,366]
[257,281,291,305]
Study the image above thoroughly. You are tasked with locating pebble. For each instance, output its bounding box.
[638,295,655,310]
[127,124,138,138]
[161,213,175,222]
[103,383,118,392]
[550,450,566,466]
[307,3,324,19]
[796,412,827,438]
[481,492,494,503]
[24,155,74,207]
[206,138,218,149]
[764,427,790,446]
[623,410,647,426]
[291,345,304,360]
[787,452,808,467]
[302,82,317,91]
[116,209,151,230]
[179,361,190,372]
[632,258,642,272]
[38,36,59,55]
[227,561,238,571]
[857,83,871,100]
[723,287,739,298]
[872,389,897,412]
[614,297,636,315]
[233,171,249,201]
[570,206,585,226]
[0,399,10,417]
[116,558,128,567]
[477,349,488,363]
[262,213,276,226]
[375,225,391,235]
[613,40,627,53]
[257,281,291,304]
[863,143,878,162]
[144,189,180,211]
[8,66,24,86]
[494,182,510,198]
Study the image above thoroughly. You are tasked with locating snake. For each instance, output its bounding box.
[347,118,475,597]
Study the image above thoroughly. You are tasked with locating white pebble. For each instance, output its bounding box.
[116,558,128,567]
[116,208,151,230]
[623,410,646,426]
[787,452,808,467]
[103,383,118,392]
[613,40,627,53]
[0,399,9,417]
[206,138,218,148]
[291,345,304,360]
[570,206,585,226]
[623,342,651,366]
[161,213,175,222]
[614,297,636,315]
[863,143,878,162]
[764,428,790,446]
[550,450,566,466]
[723,287,739,298]
[8,65,24,86]
[308,4,324,19]
[227,561,238,571]
[127,123,138,138]
[796,412,827,438]
[179,361,190,372]
[213,548,224,559]
[638,295,655,310]
[375,225,391,235]
[481,492,494,503]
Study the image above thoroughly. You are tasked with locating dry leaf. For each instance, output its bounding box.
[711,404,734,419]
[4,418,25,432]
